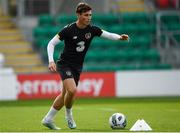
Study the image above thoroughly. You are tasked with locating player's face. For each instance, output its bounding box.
[78,10,92,26]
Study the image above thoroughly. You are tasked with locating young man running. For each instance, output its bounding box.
[42,2,129,130]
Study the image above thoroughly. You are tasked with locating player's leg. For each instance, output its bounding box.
[53,86,66,110]
[41,87,66,130]
[63,78,77,129]
[64,78,77,108]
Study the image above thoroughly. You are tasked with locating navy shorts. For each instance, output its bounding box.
[56,60,81,86]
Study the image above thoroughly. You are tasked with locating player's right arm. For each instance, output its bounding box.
[47,34,61,72]
[92,25,129,41]
[101,30,129,41]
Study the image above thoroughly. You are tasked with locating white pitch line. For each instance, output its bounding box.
[98,107,117,111]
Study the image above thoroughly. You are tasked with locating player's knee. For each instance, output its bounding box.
[53,104,61,110]
[67,87,77,96]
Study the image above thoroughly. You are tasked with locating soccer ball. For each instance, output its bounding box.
[109,113,127,129]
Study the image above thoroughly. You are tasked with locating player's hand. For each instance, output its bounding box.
[48,62,57,72]
[120,34,129,41]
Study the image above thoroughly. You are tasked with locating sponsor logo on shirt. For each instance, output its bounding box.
[73,36,77,39]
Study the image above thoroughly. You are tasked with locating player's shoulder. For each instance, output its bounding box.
[89,24,101,30]
[63,22,76,30]
[89,24,103,36]
[62,23,75,31]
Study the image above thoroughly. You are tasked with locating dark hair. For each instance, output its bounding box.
[76,2,92,14]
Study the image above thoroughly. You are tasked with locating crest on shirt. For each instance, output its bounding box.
[66,71,72,76]
[85,32,91,39]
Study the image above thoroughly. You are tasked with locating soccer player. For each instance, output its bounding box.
[42,2,129,130]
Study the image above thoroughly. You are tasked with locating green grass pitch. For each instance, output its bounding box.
[0,97,180,132]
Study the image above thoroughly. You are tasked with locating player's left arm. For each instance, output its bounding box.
[100,30,129,41]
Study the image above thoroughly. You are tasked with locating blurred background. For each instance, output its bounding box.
[0,0,180,100]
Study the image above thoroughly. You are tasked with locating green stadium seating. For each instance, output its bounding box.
[33,26,60,38]
[85,49,159,64]
[90,36,151,50]
[56,14,76,26]
[38,14,54,27]
[166,23,180,31]
[161,15,180,44]
[92,14,119,25]
[109,23,155,34]
[121,12,155,24]
[33,27,50,38]
[161,15,180,24]
[83,63,171,72]
[33,13,172,71]
[141,49,160,62]
[34,37,50,50]
[174,35,180,42]
[137,63,171,70]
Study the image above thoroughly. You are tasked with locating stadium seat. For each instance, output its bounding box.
[109,24,155,34]
[34,37,50,50]
[56,14,76,26]
[92,14,119,25]
[174,34,180,42]
[38,14,54,27]
[90,36,151,51]
[161,15,180,24]
[137,63,171,70]
[33,27,50,38]
[83,64,135,71]
[33,26,60,38]
[85,49,159,63]
[142,49,160,63]
[121,12,155,23]
[166,23,180,31]
[83,63,171,71]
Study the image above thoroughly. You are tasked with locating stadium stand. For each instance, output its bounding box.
[2,0,178,73]
[0,11,48,73]
[117,0,146,12]
[33,10,172,71]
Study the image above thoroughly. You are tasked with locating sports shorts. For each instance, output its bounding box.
[56,60,81,86]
